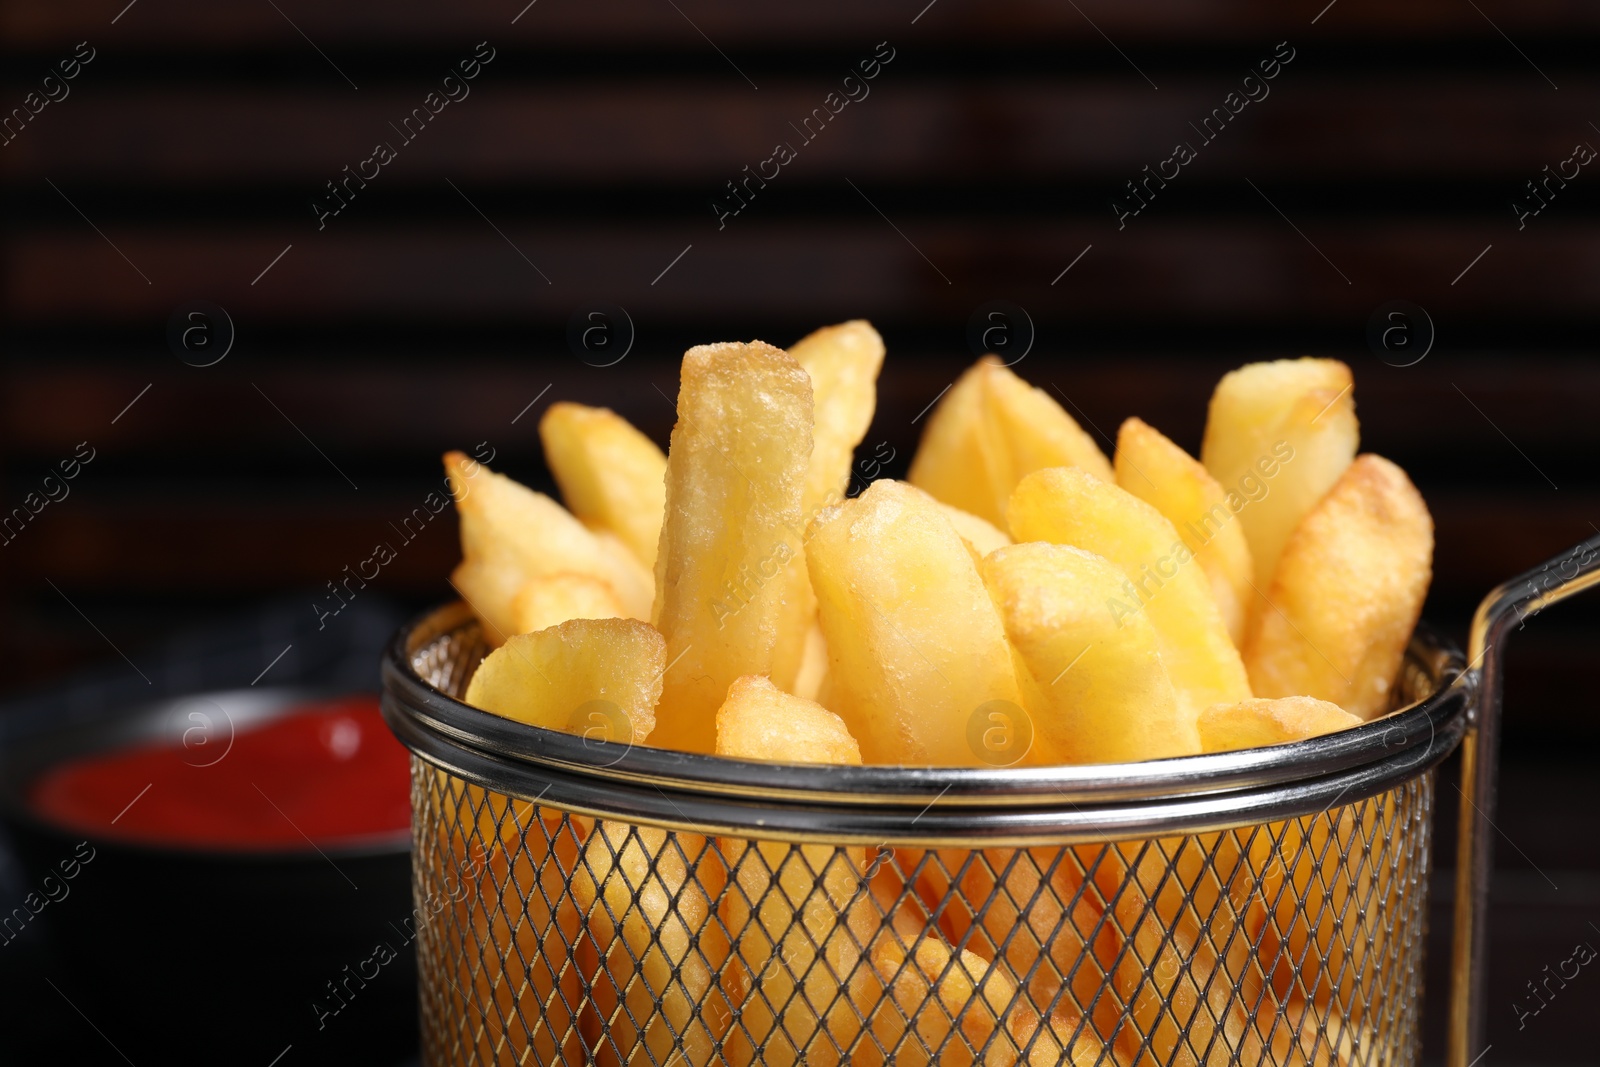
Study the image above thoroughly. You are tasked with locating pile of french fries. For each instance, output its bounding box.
[441,322,1435,1065]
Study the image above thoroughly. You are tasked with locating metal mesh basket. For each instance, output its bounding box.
[379,532,1600,1067]
[385,606,1461,1067]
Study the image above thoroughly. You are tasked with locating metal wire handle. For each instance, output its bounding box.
[1448,531,1600,1067]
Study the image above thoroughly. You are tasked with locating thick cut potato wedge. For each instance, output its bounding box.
[716,674,862,765]
[983,542,1192,762]
[1198,696,1360,753]
[716,676,873,1065]
[445,452,653,643]
[983,359,1114,490]
[1116,417,1255,646]
[539,402,668,570]
[1009,467,1251,721]
[463,617,664,744]
[573,824,728,1065]
[1244,454,1433,719]
[1199,358,1358,592]
[907,363,994,522]
[806,479,1026,765]
[510,572,624,635]
[651,341,813,753]
[935,501,1012,558]
[790,319,887,518]
[909,359,1112,529]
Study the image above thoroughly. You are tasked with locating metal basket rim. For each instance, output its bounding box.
[381,601,1469,838]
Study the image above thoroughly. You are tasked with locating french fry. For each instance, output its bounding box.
[651,341,813,753]
[1199,358,1358,592]
[539,402,668,570]
[1243,799,1389,1028]
[1204,698,1401,1027]
[773,320,887,694]
[1089,834,1275,1067]
[463,617,663,744]
[449,806,587,1066]
[1009,1001,1130,1067]
[790,319,887,517]
[1243,454,1433,719]
[716,676,875,1065]
[935,501,1012,558]
[983,542,1192,762]
[871,938,1020,1066]
[445,451,653,644]
[982,359,1114,490]
[1008,467,1251,721]
[791,621,830,704]
[1197,696,1360,753]
[1116,417,1255,646]
[917,845,1127,1059]
[573,822,728,1065]
[806,479,1026,765]
[909,359,1112,528]
[907,363,995,522]
[510,572,624,636]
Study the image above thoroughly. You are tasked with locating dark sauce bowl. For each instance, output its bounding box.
[0,687,415,1067]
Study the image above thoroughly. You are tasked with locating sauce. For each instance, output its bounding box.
[29,695,411,849]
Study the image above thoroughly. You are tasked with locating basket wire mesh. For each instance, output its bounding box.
[398,614,1437,1067]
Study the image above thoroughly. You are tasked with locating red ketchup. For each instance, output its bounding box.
[29,695,411,849]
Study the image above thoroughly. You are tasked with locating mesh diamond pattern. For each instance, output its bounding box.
[410,763,1434,1067]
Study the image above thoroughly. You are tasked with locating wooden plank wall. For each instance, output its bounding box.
[1,0,1597,1057]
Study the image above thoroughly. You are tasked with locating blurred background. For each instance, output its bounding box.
[1,0,1597,1062]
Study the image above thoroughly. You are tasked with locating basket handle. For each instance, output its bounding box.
[1448,530,1600,1067]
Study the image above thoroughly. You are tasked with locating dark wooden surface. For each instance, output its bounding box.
[2,0,1597,1061]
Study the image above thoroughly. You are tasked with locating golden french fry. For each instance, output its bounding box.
[935,500,1012,558]
[909,360,1111,529]
[447,805,586,1066]
[907,363,995,522]
[1009,467,1251,720]
[716,676,872,1065]
[539,402,668,570]
[463,617,663,744]
[1116,417,1255,645]
[1090,834,1275,1067]
[1243,454,1433,719]
[982,359,1113,490]
[1199,358,1358,592]
[918,846,1126,1058]
[1009,1002,1129,1067]
[871,938,1020,1066]
[774,320,886,700]
[445,452,653,644]
[716,674,862,765]
[1197,696,1361,753]
[1244,798,1389,1029]
[509,572,624,635]
[573,823,727,1065]
[806,479,1026,765]
[652,341,813,753]
[791,621,830,704]
[1261,995,1366,1067]
[790,319,887,517]
[983,542,1192,762]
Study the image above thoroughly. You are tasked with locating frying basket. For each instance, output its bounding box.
[380,533,1600,1067]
